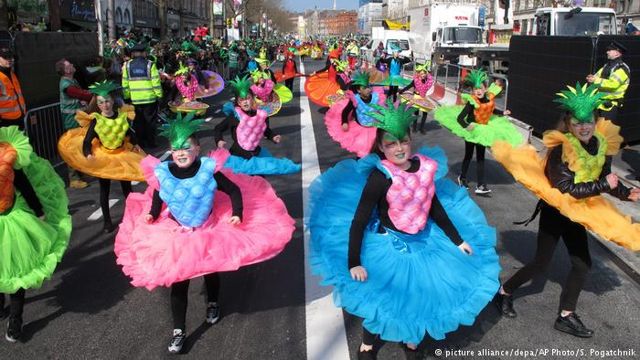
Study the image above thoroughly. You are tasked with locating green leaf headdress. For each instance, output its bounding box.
[159,112,205,150]
[463,69,488,89]
[250,69,270,83]
[553,82,605,123]
[88,80,119,97]
[415,61,431,73]
[174,62,189,76]
[228,75,253,98]
[332,59,348,72]
[367,99,416,140]
[350,70,370,88]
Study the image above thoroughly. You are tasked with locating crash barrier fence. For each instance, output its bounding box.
[22,102,65,168]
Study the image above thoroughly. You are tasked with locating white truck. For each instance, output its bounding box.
[531,7,617,36]
[361,27,413,64]
[408,3,485,65]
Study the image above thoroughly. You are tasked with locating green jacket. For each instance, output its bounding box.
[59,77,82,130]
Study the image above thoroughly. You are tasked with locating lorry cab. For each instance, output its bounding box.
[534,7,617,36]
[364,29,413,63]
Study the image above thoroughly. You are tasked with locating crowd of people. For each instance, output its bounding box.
[0,26,638,360]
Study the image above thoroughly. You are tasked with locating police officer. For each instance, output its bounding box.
[586,41,630,124]
[0,47,26,129]
[122,43,163,148]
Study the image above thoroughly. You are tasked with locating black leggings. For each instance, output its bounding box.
[0,289,26,319]
[413,110,428,129]
[362,326,376,346]
[99,179,132,226]
[503,203,591,312]
[285,78,294,92]
[460,141,486,185]
[171,273,220,330]
[388,86,399,102]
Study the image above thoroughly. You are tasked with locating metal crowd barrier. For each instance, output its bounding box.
[22,102,65,167]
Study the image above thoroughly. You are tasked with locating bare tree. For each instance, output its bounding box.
[108,0,116,42]
[158,0,167,40]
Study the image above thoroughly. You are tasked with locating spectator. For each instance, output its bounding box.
[0,48,26,130]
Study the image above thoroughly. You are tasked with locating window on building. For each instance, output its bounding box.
[125,9,131,24]
[116,8,123,24]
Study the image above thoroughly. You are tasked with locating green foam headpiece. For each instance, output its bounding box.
[159,112,204,150]
[554,82,605,123]
[333,59,348,72]
[415,61,431,73]
[367,99,416,140]
[464,69,488,89]
[350,70,370,87]
[174,62,189,76]
[250,69,270,82]
[89,80,119,97]
[228,75,253,98]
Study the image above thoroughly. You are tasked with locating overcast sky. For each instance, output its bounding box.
[284,0,359,12]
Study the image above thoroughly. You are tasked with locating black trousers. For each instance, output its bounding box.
[412,110,428,130]
[362,326,376,345]
[133,102,159,148]
[285,78,294,92]
[99,179,132,226]
[460,141,486,185]
[171,273,220,330]
[388,86,399,102]
[0,119,24,130]
[0,289,26,319]
[503,203,591,312]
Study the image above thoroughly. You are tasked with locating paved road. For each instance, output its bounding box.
[2,58,639,360]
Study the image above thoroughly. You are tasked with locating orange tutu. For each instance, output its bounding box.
[304,72,340,107]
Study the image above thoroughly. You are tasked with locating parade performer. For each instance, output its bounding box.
[306,46,349,107]
[400,61,436,134]
[493,83,640,338]
[346,40,360,69]
[433,69,521,194]
[377,48,411,102]
[58,80,145,233]
[249,68,292,116]
[0,126,72,343]
[114,114,295,353]
[277,49,304,92]
[169,63,209,115]
[308,102,500,358]
[215,76,300,175]
[324,71,386,158]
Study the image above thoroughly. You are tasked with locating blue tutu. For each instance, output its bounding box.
[224,147,301,175]
[307,146,500,344]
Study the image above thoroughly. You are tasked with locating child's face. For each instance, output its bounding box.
[171,138,200,168]
[473,85,487,98]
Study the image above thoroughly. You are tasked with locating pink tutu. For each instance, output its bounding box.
[114,153,296,290]
[324,90,385,158]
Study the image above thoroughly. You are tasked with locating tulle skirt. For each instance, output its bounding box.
[324,97,380,158]
[214,148,301,176]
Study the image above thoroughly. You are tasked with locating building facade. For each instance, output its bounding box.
[358,2,384,33]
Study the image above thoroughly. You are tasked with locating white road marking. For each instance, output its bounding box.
[300,59,350,360]
[87,199,119,221]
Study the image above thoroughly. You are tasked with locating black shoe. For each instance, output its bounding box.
[412,123,418,133]
[457,175,470,189]
[5,316,22,343]
[358,349,376,360]
[205,302,220,324]
[403,346,420,360]
[419,126,427,135]
[496,293,517,318]
[554,313,594,338]
[168,329,186,353]
[475,184,492,195]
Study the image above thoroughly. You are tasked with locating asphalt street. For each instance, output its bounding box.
[1,58,639,360]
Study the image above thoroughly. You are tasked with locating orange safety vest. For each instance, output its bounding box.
[0,70,26,121]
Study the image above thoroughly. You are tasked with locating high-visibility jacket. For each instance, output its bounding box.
[594,58,630,111]
[59,77,82,130]
[121,57,162,105]
[0,69,26,121]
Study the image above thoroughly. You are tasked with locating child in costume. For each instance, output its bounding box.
[0,126,72,343]
[400,62,435,134]
[57,80,145,233]
[433,69,520,195]
[308,102,499,358]
[214,75,300,175]
[377,48,411,102]
[324,70,386,158]
[493,83,640,338]
[114,114,295,353]
[279,49,302,92]
[306,46,351,107]
[170,62,210,115]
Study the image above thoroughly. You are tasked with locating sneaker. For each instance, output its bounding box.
[554,313,594,338]
[205,302,220,324]
[457,175,470,189]
[5,316,22,343]
[69,179,89,189]
[167,329,186,353]
[495,293,517,318]
[475,184,492,194]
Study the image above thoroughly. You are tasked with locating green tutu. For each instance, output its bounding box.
[376,75,412,87]
[433,105,523,147]
[0,127,72,294]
